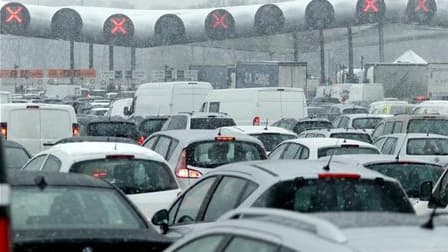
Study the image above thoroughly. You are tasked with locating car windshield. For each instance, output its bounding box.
[406,138,448,155]
[294,121,333,134]
[71,159,178,194]
[366,163,444,198]
[86,122,139,139]
[253,179,414,213]
[317,146,379,158]
[190,118,236,129]
[352,118,384,129]
[5,146,30,170]
[407,119,448,136]
[139,118,168,136]
[330,133,372,144]
[250,133,297,152]
[187,141,264,168]
[11,186,145,230]
[342,108,368,114]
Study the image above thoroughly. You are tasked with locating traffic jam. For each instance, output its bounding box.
[2,0,448,251]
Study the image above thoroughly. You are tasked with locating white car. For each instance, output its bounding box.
[22,142,181,219]
[412,100,448,115]
[374,133,448,165]
[299,128,373,144]
[88,107,109,116]
[332,113,391,134]
[269,138,380,160]
[221,125,297,153]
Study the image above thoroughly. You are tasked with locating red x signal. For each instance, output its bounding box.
[212,13,228,30]
[415,0,430,13]
[5,6,23,24]
[363,0,379,13]
[111,17,127,35]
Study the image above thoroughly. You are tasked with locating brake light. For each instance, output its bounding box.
[137,136,145,145]
[214,136,235,142]
[319,173,361,179]
[0,123,6,139]
[253,116,261,126]
[106,155,135,159]
[72,123,80,137]
[0,218,10,252]
[92,171,108,178]
[175,149,202,179]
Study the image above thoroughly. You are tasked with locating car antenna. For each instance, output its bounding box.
[217,128,222,136]
[264,119,269,130]
[421,207,437,229]
[34,175,47,190]
[114,143,118,150]
[323,150,335,171]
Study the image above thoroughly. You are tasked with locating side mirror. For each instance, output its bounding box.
[151,209,169,234]
[420,181,433,201]
[123,107,130,116]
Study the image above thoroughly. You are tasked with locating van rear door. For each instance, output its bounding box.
[171,83,211,113]
[40,108,73,151]
[257,89,307,123]
[8,106,41,155]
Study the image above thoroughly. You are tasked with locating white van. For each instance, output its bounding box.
[0,91,11,104]
[200,87,308,125]
[107,98,132,118]
[125,82,213,116]
[0,104,78,155]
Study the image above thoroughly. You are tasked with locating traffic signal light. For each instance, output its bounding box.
[103,14,134,45]
[204,9,235,40]
[407,0,437,24]
[0,2,30,35]
[254,4,285,35]
[155,14,185,45]
[356,0,386,24]
[305,0,335,30]
[51,8,83,40]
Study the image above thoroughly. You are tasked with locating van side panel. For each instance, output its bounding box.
[171,85,211,114]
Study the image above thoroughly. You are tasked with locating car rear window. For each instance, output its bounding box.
[365,163,443,198]
[330,133,372,144]
[342,108,368,114]
[352,118,384,129]
[5,146,30,170]
[253,179,414,213]
[139,118,168,136]
[407,119,448,136]
[187,141,264,168]
[71,159,178,194]
[11,186,145,230]
[406,138,448,155]
[294,121,333,134]
[250,133,297,152]
[317,146,379,158]
[190,118,236,129]
[86,122,139,140]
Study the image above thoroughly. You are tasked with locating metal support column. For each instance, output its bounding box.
[88,43,94,69]
[70,40,74,84]
[319,28,326,85]
[378,22,385,62]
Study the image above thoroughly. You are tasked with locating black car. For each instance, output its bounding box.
[0,138,11,252]
[4,140,31,170]
[84,118,145,145]
[137,115,170,138]
[9,171,171,252]
[272,118,333,134]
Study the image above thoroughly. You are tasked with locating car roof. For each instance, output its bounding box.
[87,118,136,124]
[379,133,448,139]
[8,171,112,188]
[222,126,297,136]
[383,114,448,120]
[0,103,74,110]
[330,104,367,109]
[338,113,391,119]
[212,159,393,181]
[303,128,371,135]
[282,138,376,148]
[152,129,264,146]
[41,142,166,163]
[55,136,136,145]
[175,112,231,118]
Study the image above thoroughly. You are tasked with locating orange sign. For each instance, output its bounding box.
[0,69,97,79]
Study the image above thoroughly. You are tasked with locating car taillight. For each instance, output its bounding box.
[175,149,202,179]
[318,173,361,180]
[214,136,236,142]
[0,217,10,252]
[92,171,108,178]
[0,123,6,139]
[106,155,135,160]
[72,123,80,137]
[137,136,145,145]
[253,116,261,126]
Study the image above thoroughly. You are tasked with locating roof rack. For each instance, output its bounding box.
[219,208,347,244]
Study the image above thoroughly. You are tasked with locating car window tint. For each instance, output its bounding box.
[174,177,217,225]
[372,123,385,139]
[153,136,171,158]
[381,138,398,155]
[224,237,278,252]
[5,147,30,170]
[174,235,226,252]
[339,117,350,128]
[374,137,387,150]
[143,136,159,149]
[281,144,301,159]
[139,119,168,136]
[42,155,62,172]
[203,177,255,222]
[298,147,310,159]
[209,102,220,113]
[393,121,403,133]
[167,116,188,130]
[167,139,179,160]
[23,155,47,171]
[384,122,394,135]
[269,144,287,160]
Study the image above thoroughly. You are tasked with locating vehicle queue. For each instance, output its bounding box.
[3,84,448,251]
